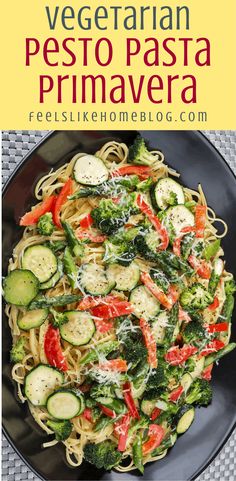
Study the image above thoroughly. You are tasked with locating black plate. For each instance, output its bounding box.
[2,130,236,481]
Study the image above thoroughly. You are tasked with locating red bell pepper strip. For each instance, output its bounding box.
[208,297,220,311]
[139,317,157,368]
[137,194,169,250]
[123,382,140,419]
[169,285,180,305]
[77,294,121,311]
[53,178,73,228]
[205,322,228,333]
[79,213,93,229]
[150,407,162,421]
[20,195,57,226]
[178,306,192,323]
[195,205,207,238]
[169,385,184,402]
[188,254,211,279]
[99,405,116,418]
[117,414,131,452]
[91,301,134,320]
[44,324,68,372]
[83,408,93,423]
[94,318,114,333]
[165,344,198,366]
[99,359,128,372]
[173,226,196,257]
[111,165,152,179]
[173,236,183,258]
[200,339,225,357]
[140,271,173,310]
[201,363,213,381]
[142,424,165,456]
[76,229,106,243]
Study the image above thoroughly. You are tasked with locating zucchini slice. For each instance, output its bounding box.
[175,405,195,434]
[60,311,95,346]
[151,311,169,345]
[17,309,48,330]
[129,285,160,320]
[40,260,63,290]
[145,230,161,252]
[180,373,193,393]
[3,269,39,306]
[131,381,146,400]
[141,398,157,416]
[106,262,140,291]
[191,357,205,379]
[78,263,115,296]
[165,205,195,238]
[46,389,85,420]
[24,364,64,406]
[22,245,58,283]
[73,154,109,186]
[151,178,185,211]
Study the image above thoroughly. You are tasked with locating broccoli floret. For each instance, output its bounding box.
[50,308,68,328]
[143,387,165,400]
[145,363,166,395]
[137,177,153,192]
[225,279,236,295]
[103,239,136,266]
[46,419,72,441]
[134,233,158,263]
[167,191,178,206]
[84,398,101,421]
[185,357,197,373]
[103,227,139,265]
[165,364,185,383]
[90,384,115,400]
[91,195,138,235]
[85,397,97,408]
[37,213,54,236]
[185,201,197,212]
[92,407,102,422]
[110,227,140,244]
[182,321,207,346]
[185,378,213,406]
[180,283,213,310]
[84,441,122,470]
[129,136,158,166]
[122,333,147,368]
[10,337,26,363]
[157,210,166,222]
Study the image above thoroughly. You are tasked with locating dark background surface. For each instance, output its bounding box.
[2,130,236,481]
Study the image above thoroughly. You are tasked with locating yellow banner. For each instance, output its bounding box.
[0,0,236,129]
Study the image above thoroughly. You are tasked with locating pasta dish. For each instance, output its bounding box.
[3,136,235,473]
